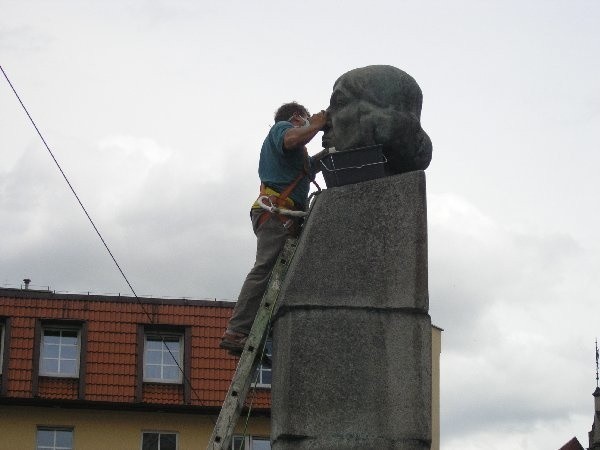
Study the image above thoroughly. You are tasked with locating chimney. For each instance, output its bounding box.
[23,278,31,290]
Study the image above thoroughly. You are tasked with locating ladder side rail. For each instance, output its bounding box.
[207,238,298,450]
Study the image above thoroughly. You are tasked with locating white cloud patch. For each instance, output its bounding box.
[98,135,171,165]
[0,129,258,298]
[3,1,600,448]
[0,24,49,53]
[429,193,599,446]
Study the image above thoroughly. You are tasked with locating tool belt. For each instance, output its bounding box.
[254,184,305,229]
[252,185,298,210]
[253,168,307,229]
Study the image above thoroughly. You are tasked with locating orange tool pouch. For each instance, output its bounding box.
[256,170,306,228]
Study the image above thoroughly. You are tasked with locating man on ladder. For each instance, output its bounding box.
[220,102,328,355]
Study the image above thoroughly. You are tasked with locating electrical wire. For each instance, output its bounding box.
[0,65,214,416]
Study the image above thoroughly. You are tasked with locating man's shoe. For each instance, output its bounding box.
[219,331,248,355]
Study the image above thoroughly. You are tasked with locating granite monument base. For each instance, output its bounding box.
[272,170,431,450]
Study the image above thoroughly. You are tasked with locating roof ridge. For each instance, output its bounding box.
[0,287,235,307]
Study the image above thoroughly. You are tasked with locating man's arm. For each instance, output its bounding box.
[283,111,328,150]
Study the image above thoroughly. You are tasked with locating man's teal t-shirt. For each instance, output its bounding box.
[258,121,310,208]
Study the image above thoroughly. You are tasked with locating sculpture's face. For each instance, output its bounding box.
[322,65,432,173]
[321,77,372,151]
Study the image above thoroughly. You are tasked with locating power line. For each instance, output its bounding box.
[0,65,213,412]
[1,65,140,301]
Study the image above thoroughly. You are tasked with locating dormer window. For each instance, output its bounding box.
[39,327,81,378]
[143,333,183,383]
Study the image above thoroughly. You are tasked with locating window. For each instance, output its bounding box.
[232,436,271,450]
[144,334,183,383]
[0,323,4,375]
[39,328,80,377]
[36,427,73,450]
[254,339,272,388]
[142,431,177,450]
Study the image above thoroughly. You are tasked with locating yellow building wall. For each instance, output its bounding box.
[1,327,442,450]
[431,325,442,450]
[0,405,269,450]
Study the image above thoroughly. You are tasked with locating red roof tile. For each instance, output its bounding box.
[38,377,79,400]
[0,289,271,410]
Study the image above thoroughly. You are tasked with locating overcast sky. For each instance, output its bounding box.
[2,1,600,448]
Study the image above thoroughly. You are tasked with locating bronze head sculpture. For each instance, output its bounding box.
[322,65,432,174]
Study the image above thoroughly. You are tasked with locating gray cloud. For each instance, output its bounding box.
[428,193,599,445]
[0,24,50,53]
[2,2,600,448]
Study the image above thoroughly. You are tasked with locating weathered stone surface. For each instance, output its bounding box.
[272,310,431,450]
[271,170,431,449]
[275,170,428,312]
[322,65,432,175]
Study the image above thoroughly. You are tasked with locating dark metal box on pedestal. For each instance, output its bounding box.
[320,144,386,187]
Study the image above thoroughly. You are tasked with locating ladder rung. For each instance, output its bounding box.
[207,238,298,450]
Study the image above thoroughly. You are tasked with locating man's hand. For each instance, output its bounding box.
[308,110,328,130]
[283,110,329,151]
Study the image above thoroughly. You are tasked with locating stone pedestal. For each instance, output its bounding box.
[271,171,432,450]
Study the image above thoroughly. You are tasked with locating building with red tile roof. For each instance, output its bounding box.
[0,286,442,450]
[558,437,585,450]
[0,287,271,449]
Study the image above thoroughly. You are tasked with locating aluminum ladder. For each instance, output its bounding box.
[206,238,298,450]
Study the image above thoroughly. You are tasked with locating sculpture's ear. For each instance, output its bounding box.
[414,129,432,170]
[375,110,432,173]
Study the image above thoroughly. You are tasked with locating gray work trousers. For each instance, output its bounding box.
[227,208,299,334]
